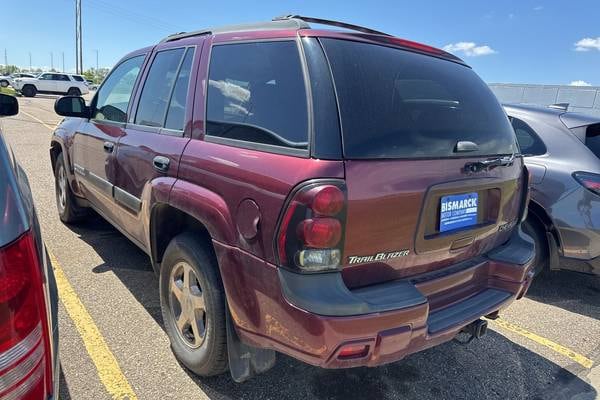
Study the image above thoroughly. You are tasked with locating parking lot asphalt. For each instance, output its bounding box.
[2,94,599,400]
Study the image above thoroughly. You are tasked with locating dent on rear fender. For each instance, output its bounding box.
[168,180,236,244]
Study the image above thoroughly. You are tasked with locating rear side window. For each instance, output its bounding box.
[135,48,186,128]
[165,48,195,131]
[206,41,308,150]
[510,118,546,156]
[71,75,85,82]
[586,124,600,158]
[321,39,517,159]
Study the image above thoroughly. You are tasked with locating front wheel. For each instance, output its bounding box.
[0,80,8,88]
[21,85,37,97]
[160,233,228,377]
[54,155,87,223]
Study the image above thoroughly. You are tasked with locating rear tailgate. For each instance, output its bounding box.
[342,158,524,287]
[320,38,524,287]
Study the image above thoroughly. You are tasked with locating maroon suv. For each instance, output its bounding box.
[51,16,535,382]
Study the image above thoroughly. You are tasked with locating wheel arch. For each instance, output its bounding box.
[528,199,562,252]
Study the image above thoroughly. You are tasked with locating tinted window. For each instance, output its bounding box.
[93,55,144,123]
[206,41,308,149]
[71,75,85,82]
[586,123,600,159]
[321,39,518,159]
[39,74,52,80]
[53,74,70,81]
[135,48,185,127]
[164,48,194,131]
[511,118,546,156]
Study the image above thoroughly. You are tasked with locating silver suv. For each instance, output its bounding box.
[504,104,600,275]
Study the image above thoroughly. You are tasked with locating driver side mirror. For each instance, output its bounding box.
[0,94,18,117]
[54,96,90,118]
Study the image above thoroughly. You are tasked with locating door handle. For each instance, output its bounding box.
[103,141,115,153]
[153,156,170,173]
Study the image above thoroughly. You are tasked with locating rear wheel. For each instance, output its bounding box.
[67,87,81,96]
[54,155,87,223]
[0,80,8,88]
[522,216,549,276]
[21,85,36,97]
[160,233,228,376]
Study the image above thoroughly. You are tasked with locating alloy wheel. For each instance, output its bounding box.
[168,262,207,349]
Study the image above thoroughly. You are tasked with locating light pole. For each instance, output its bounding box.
[62,52,65,73]
[50,52,54,71]
[29,52,32,72]
[94,49,99,82]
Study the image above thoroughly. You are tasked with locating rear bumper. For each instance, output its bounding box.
[215,227,534,369]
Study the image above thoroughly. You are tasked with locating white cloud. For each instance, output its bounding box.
[569,80,592,86]
[508,13,515,19]
[533,5,544,11]
[442,42,497,57]
[575,37,600,52]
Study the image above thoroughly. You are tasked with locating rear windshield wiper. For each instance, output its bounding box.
[464,153,517,173]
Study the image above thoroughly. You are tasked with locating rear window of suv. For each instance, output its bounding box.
[321,39,517,159]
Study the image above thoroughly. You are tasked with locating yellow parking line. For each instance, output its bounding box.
[49,251,138,400]
[20,110,59,130]
[491,318,594,369]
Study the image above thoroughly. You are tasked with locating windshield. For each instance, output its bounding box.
[321,39,518,159]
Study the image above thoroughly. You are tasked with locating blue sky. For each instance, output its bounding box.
[2,0,599,86]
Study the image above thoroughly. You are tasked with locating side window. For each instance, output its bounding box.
[58,74,70,81]
[164,48,194,131]
[511,118,546,156]
[93,55,145,123]
[39,74,52,80]
[586,124,600,159]
[135,48,185,128]
[71,75,85,82]
[206,41,308,150]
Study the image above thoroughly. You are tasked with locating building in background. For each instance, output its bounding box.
[489,83,600,117]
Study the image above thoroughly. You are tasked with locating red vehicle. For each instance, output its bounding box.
[51,16,534,382]
[1,94,60,398]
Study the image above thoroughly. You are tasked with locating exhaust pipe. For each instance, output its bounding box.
[462,319,488,339]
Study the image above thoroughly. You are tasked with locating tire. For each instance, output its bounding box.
[0,80,8,88]
[21,85,36,97]
[54,155,87,223]
[160,233,228,377]
[67,87,81,96]
[522,216,549,276]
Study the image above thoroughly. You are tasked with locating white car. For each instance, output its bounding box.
[12,72,89,97]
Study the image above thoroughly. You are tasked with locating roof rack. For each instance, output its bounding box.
[273,15,392,36]
[160,15,392,43]
[160,18,310,43]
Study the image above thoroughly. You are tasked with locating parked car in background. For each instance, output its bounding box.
[0,73,36,88]
[0,93,60,398]
[12,72,89,97]
[51,16,534,382]
[505,103,600,275]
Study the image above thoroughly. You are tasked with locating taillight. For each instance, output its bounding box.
[276,181,346,273]
[573,172,600,196]
[0,232,51,400]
